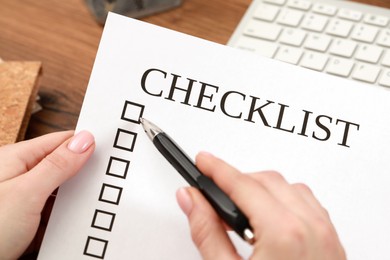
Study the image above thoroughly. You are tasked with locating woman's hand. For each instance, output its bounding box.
[0,131,94,259]
[176,152,346,260]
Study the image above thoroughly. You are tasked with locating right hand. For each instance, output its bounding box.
[176,152,346,260]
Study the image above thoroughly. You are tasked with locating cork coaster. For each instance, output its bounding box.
[0,61,42,146]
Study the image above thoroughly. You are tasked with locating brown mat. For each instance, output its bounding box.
[0,61,42,146]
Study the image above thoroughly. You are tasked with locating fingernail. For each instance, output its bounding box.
[67,130,95,153]
[177,188,193,216]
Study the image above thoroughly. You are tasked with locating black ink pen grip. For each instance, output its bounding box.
[153,133,200,188]
[152,131,254,244]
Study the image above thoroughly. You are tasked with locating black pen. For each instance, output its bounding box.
[140,118,255,244]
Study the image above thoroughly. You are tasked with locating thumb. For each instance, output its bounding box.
[18,130,95,205]
[176,187,241,260]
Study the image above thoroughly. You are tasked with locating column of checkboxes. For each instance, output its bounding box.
[84,100,145,258]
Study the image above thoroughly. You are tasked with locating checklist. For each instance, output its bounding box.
[121,100,145,124]
[91,210,116,232]
[76,98,145,259]
[84,237,108,259]
[105,156,130,179]
[39,13,390,260]
[113,129,138,152]
[98,183,123,205]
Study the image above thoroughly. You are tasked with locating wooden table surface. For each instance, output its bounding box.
[0,0,389,139]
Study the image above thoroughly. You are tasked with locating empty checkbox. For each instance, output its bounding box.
[121,100,144,124]
[113,129,137,152]
[83,236,108,259]
[91,209,116,231]
[106,156,130,179]
[99,183,123,205]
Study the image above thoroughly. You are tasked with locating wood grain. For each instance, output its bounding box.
[0,0,389,139]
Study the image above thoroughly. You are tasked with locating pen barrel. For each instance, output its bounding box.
[153,132,252,241]
[196,175,252,240]
[153,133,201,187]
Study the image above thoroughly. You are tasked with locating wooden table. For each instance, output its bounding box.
[0,0,389,139]
[0,1,389,258]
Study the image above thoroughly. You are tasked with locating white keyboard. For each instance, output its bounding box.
[228,0,390,87]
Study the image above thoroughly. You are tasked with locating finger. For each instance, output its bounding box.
[16,130,95,206]
[176,187,240,260]
[195,152,283,231]
[291,183,330,217]
[250,172,335,228]
[248,172,319,219]
[0,131,74,182]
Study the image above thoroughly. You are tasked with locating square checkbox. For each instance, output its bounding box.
[99,183,123,205]
[83,236,108,259]
[106,156,130,179]
[121,100,144,124]
[91,209,116,231]
[113,129,137,152]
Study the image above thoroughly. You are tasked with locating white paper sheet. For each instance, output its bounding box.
[39,13,390,260]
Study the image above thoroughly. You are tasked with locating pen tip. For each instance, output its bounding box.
[139,118,162,140]
[244,228,255,245]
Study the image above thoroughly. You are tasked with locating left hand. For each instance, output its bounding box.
[0,131,95,259]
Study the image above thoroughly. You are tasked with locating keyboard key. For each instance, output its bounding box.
[363,14,389,27]
[312,3,337,16]
[326,57,354,77]
[338,8,362,21]
[263,0,286,5]
[351,24,379,43]
[326,19,353,37]
[381,51,390,67]
[253,4,280,22]
[229,0,390,87]
[287,0,311,11]
[243,20,282,41]
[355,44,383,64]
[235,37,279,58]
[275,46,303,64]
[378,69,390,87]
[329,39,357,58]
[300,51,328,71]
[352,63,380,83]
[277,9,304,27]
[301,14,328,32]
[377,29,390,47]
[304,34,331,52]
[279,28,306,46]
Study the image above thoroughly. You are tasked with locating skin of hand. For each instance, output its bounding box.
[0,131,95,259]
[176,152,346,260]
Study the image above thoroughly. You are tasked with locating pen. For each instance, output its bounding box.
[140,118,255,244]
